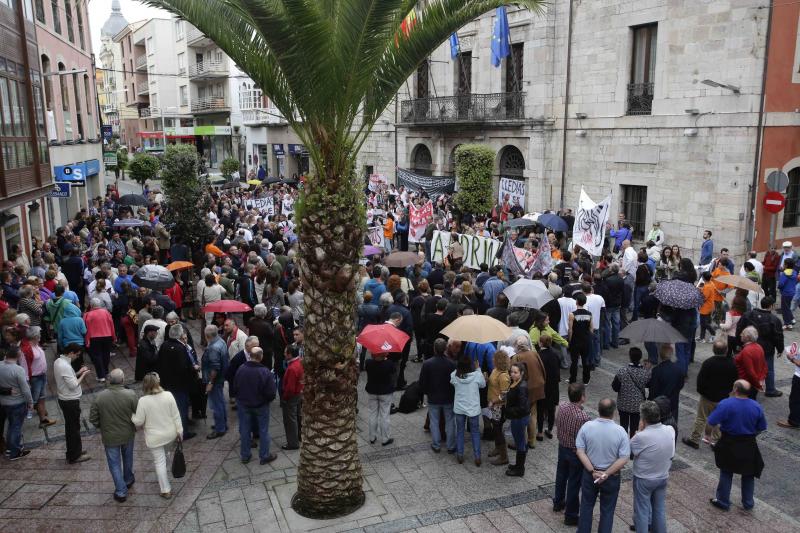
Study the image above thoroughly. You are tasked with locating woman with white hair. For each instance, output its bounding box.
[19,326,57,426]
[735,326,768,400]
[132,372,183,499]
[247,304,275,369]
[84,297,116,382]
[91,278,113,313]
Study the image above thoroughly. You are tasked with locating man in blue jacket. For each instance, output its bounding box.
[700,230,714,266]
[202,325,229,439]
[234,347,278,465]
[419,338,457,453]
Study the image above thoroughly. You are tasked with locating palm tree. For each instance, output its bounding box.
[145,0,542,518]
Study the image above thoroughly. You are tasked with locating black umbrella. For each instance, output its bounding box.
[281,177,299,185]
[619,319,687,344]
[118,194,149,206]
[133,265,175,290]
[654,280,704,310]
[506,218,537,229]
[263,176,281,185]
[221,180,241,190]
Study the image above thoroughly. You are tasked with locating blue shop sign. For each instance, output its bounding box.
[272,143,285,156]
[48,182,71,198]
[54,162,86,183]
[85,159,101,176]
[288,144,306,155]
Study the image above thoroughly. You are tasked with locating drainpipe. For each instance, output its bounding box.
[558,0,576,210]
[748,1,773,249]
[394,97,399,185]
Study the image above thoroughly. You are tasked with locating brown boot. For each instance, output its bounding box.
[490,444,508,466]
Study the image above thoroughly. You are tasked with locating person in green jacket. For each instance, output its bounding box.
[89,369,139,502]
[529,312,568,350]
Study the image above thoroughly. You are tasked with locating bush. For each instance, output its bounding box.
[220,157,240,180]
[453,144,494,216]
[128,153,160,190]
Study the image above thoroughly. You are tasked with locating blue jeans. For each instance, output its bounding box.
[553,445,583,519]
[715,470,754,510]
[600,309,611,349]
[675,342,691,376]
[509,416,529,453]
[172,390,190,437]
[237,401,271,461]
[454,413,480,459]
[765,353,777,393]
[428,404,455,452]
[104,440,135,498]
[644,342,659,365]
[633,476,667,533]
[29,374,47,403]
[633,286,649,321]
[780,294,794,325]
[207,383,228,433]
[3,402,26,458]
[606,307,620,348]
[590,331,601,366]
[578,470,621,533]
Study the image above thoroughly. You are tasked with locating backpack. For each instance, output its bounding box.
[397,381,422,413]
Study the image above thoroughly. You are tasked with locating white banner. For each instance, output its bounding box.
[431,230,501,269]
[367,226,383,247]
[248,196,276,217]
[408,201,433,243]
[572,188,611,257]
[368,174,388,192]
[498,177,526,209]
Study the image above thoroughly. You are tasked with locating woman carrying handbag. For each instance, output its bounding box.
[487,348,511,466]
[503,362,530,477]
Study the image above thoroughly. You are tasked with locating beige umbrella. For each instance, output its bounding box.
[440,315,512,344]
[716,275,764,295]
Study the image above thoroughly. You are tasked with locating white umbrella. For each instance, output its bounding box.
[440,315,512,344]
[502,279,553,309]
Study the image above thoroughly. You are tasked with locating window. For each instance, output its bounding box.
[40,55,52,110]
[627,23,657,115]
[179,85,187,106]
[51,0,60,34]
[72,72,83,139]
[499,145,525,178]
[146,37,153,55]
[34,0,44,23]
[177,52,186,75]
[75,3,85,49]
[175,19,184,40]
[456,51,471,95]
[783,169,800,227]
[620,185,648,240]
[83,74,93,137]
[411,144,432,175]
[57,63,71,139]
[505,43,523,93]
[215,50,223,63]
[23,0,33,21]
[0,64,38,170]
[150,93,158,109]
[64,0,74,43]
[416,60,429,98]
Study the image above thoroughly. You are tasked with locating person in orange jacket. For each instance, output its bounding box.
[383,213,395,253]
[698,271,718,343]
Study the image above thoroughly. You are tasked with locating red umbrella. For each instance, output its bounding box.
[202,301,252,314]
[356,324,410,354]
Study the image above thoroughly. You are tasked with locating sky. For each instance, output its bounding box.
[88,0,170,53]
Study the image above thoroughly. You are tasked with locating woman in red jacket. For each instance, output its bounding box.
[735,326,768,400]
[762,245,781,300]
[84,297,116,382]
[281,344,304,451]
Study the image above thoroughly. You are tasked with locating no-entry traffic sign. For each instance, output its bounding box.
[764,190,786,213]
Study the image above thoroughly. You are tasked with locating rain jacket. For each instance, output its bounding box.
[778,268,799,298]
[57,303,87,347]
[450,369,486,417]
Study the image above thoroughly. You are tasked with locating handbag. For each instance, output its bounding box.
[171,439,186,478]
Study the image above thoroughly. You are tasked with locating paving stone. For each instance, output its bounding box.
[226,524,255,533]
[200,521,226,533]
[222,498,251,528]
[363,516,421,533]
[197,496,224,525]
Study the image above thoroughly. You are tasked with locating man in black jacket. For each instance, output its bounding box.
[736,296,784,397]
[388,293,414,390]
[419,338,456,453]
[237,264,258,324]
[156,324,196,439]
[233,347,278,465]
[647,344,684,424]
[486,292,510,325]
[602,265,624,348]
[424,298,450,359]
[682,340,738,449]
[134,325,159,382]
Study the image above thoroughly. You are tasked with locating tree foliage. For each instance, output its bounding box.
[128,153,160,189]
[453,144,495,216]
[160,144,212,248]
[220,157,239,180]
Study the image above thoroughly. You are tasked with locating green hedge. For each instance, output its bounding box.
[454,144,494,216]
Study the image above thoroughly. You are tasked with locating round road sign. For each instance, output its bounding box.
[764,190,786,213]
[766,170,790,193]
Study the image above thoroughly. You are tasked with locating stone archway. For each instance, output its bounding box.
[411,143,433,175]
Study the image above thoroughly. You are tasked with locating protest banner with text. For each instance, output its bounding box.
[430,230,501,269]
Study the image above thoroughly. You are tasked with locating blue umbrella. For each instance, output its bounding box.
[654,280,704,310]
[537,213,569,232]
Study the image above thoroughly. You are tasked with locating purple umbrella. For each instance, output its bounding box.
[654,280,704,310]
[363,245,383,257]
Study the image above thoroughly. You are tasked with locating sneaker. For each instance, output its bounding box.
[709,498,729,511]
[38,418,57,428]
[113,494,127,503]
[68,452,91,464]
[765,391,784,398]
[381,438,394,446]
[241,457,251,464]
[9,449,31,461]
[259,453,278,465]
[777,420,799,429]
[681,437,699,449]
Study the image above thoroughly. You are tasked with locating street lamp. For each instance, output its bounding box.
[701,79,740,94]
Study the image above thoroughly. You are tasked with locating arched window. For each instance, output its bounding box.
[83,74,94,138]
[499,145,525,177]
[783,168,800,228]
[57,62,72,140]
[411,143,432,175]
[40,55,52,110]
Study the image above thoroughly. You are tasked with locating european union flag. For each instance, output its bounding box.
[449,33,460,60]
[491,6,510,68]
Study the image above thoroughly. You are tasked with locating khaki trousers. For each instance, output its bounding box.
[689,396,720,444]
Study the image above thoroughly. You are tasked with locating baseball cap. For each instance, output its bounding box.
[783,241,792,248]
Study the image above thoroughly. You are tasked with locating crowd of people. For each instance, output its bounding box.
[0,176,796,532]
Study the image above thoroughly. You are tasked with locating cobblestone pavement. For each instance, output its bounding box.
[2,315,800,533]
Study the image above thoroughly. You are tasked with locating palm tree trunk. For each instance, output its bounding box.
[292,174,365,518]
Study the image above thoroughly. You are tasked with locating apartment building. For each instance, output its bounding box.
[0,0,53,262]
[33,0,101,229]
[97,0,128,136]
[378,1,800,259]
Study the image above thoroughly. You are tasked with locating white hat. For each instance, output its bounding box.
[783,241,792,248]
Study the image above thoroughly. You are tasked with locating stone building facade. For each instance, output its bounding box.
[375,0,797,262]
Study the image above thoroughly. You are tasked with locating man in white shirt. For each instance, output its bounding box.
[583,284,606,367]
[558,295,577,337]
[621,240,638,319]
[54,344,91,464]
[739,251,764,277]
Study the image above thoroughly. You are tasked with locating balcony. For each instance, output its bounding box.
[626,82,654,116]
[102,104,118,114]
[242,109,287,126]
[139,107,161,118]
[399,92,526,125]
[188,61,228,80]
[136,82,149,96]
[135,55,147,71]
[191,96,229,114]
[186,26,214,47]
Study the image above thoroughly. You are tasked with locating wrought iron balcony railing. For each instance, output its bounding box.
[626,82,654,116]
[400,92,526,124]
